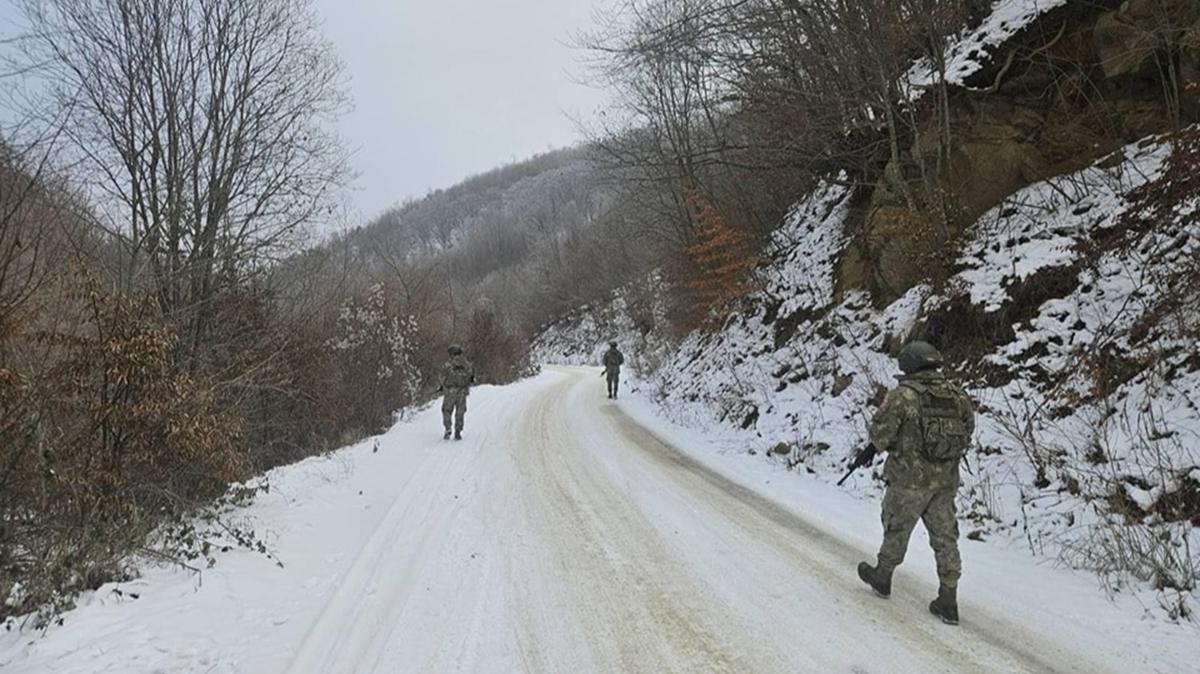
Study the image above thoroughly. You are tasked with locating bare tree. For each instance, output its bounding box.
[579,0,741,247]
[579,0,975,242]
[15,0,350,361]
[0,141,53,335]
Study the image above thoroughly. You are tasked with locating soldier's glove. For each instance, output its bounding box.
[854,443,878,469]
[838,443,878,486]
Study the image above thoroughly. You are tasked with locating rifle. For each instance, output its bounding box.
[837,444,878,486]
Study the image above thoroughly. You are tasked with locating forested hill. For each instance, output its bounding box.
[353,147,591,258]
[326,145,646,335]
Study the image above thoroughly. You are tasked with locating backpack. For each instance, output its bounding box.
[603,349,623,368]
[900,380,971,463]
[444,361,473,389]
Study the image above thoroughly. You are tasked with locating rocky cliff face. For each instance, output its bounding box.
[856,0,1200,300]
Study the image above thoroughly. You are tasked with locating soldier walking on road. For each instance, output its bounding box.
[602,341,624,399]
[856,341,974,625]
[440,344,476,441]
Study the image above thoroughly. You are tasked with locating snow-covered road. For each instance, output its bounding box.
[282,367,1110,674]
[3,367,1194,673]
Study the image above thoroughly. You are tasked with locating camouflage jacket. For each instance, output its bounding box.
[602,347,624,373]
[441,355,476,391]
[869,370,974,489]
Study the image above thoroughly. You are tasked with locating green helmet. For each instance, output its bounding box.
[448,344,463,356]
[897,341,943,374]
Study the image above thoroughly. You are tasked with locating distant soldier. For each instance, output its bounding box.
[439,344,476,440]
[856,341,974,625]
[602,341,624,399]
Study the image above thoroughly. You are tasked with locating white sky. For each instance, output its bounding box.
[0,0,608,224]
[313,0,607,223]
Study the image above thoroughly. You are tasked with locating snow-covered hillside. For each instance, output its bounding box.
[530,272,678,376]
[533,129,1200,620]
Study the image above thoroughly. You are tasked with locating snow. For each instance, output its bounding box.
[766,179,852,316]
[905,0,1069,97]
[3,368,1198,673]
[954,140,1171,312]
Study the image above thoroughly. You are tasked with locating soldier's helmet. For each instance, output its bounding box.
[448,344,463,356]
[897,341,943,374]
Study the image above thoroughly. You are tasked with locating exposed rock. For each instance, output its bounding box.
[865,204,933,301]
[1095,10,1158,79]
[835,240,870,296]
[1094,0,1200,79]
[844,2,1199,302]
[832,372,854,397]
[941,106,1049,223]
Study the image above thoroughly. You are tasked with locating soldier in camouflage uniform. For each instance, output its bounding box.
[857,341,974,625]
[602,341,624,399]
[440,344,476,440]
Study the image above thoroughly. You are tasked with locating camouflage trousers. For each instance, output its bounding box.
[442,388,468,433]
[876,484,961,588]
[606,369,620,398]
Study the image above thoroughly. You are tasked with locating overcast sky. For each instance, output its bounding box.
[315,0,607,223]
[0,0,608,224]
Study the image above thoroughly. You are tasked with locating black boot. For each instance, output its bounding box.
[857,562,892,598]
[454,430,462,441]
[929,584,959,625]
[443,429,451,440]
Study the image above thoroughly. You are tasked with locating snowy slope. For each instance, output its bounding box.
[904,0,1070,96]
[531,273,675,374]
[2,369,1197,673]
[533,131,1200,621]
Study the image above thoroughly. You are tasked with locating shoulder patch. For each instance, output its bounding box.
[885,386,922,417]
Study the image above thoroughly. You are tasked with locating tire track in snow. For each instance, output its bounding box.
[510,375,766,673]
[284,397,505,674]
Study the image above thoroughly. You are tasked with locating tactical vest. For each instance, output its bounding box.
[445,362,472,389]
[603,350,623,368]
[899,379,971,463]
